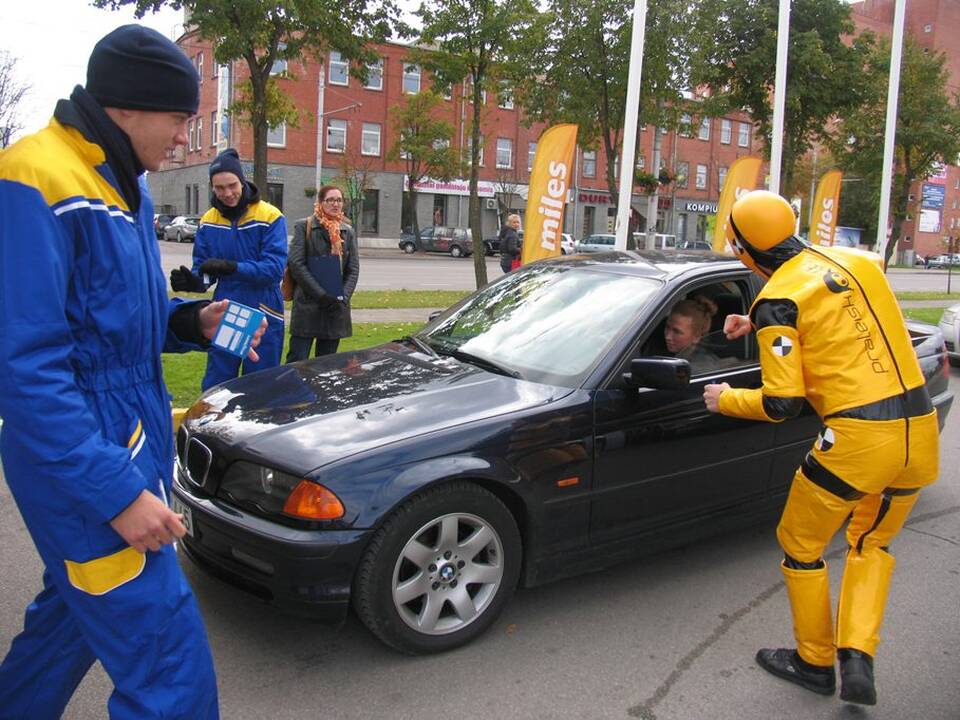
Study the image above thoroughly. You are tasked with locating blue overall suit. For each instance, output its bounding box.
[0,115,218,718]
[192,189,286,390]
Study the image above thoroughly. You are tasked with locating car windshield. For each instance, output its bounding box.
[420,263,661,386]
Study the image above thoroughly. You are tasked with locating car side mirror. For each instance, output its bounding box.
[624,357,691,389]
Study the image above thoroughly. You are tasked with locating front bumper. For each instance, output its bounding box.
[173,470,371,623]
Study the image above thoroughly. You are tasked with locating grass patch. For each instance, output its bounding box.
[894,291,960,301]
[164,321,423,407]
[902,307,947,324]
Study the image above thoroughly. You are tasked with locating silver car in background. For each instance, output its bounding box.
[938,303,959,367]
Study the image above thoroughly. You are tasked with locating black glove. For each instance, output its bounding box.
[317,294,340,309]
[170,265,206,293]
[199,258,237,277]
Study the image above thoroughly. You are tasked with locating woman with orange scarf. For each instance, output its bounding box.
[286,185,360,361]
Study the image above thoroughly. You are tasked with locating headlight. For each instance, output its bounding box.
[941,309,956,325]
[219,461,343,521]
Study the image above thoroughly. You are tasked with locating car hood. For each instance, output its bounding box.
[183,341,570,472]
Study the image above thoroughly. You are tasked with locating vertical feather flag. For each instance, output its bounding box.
[810,169,843,246]
[712,156,763,253]
[521,124,578,265]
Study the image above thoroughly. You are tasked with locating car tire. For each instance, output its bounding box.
[450,245,464,258]
[401,242,416,254]
[177,231,184,243]
[353,481,521,655]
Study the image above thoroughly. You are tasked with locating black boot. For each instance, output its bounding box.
[838,648,876,706]
[755,648,836,695]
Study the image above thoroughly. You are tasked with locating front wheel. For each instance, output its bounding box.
[353,482,521,654]
[401,242,416,254]
[176,231,184,243]
[449,245,464,258]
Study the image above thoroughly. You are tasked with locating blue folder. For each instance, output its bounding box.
[307,254,345,300]
[212,302,265,358]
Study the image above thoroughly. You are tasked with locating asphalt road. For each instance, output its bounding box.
[0,371,957,719]
[158,238,960,293]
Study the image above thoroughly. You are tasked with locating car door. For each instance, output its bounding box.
[418,226,436,252]
[433,226,452,253]
[588,275,777,546]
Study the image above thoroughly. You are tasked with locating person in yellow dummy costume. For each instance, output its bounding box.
[703,190,940,706]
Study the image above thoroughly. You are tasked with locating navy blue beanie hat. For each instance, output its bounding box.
[87,24,199,114]
[209,148,246,182]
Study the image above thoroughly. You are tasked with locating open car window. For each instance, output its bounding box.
[630,278,758,380]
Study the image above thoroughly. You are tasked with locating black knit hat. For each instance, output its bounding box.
[209,148,245,182]
[86,24,199,114]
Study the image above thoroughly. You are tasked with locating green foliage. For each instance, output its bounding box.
[690,0,868,195]
[829,35,960,264]
[95,0,408,190]
[410,0,541,291]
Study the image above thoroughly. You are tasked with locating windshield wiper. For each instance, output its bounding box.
[400,335,438,356]
[445,347,522,379]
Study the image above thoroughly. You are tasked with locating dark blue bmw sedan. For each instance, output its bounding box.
[172,251,953,654]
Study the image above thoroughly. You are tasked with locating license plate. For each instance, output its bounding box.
[171,495,194,538]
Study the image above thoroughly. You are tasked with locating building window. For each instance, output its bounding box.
[528,141,536,171]
[698,117,710,141]
[210,111,217,146]
[192,184,199,214]
[466,136,483,166]
[680,114,693,137]
[196,118,203,150]
[498,84,513,109]
[271,43,287,76]
[403,64,421,94]
[196,53,203,84]
[267,183,284,212]
[720,119,732,144]
[738,122,750,147]
[361,123,381,156]
[184,185,191,213]
[329,51,349,86]
[635,153,645,169]
[364,59,383,90]
[696,163,707,189]
[327,119,346,152]
[266,122,286,147]
[675,161,689,189]
[212,59,218,78]
[719,166,728,190]
[583,150,596,178]
[188,119,195,151]
[361,189,379,234]
[496,138,513,169]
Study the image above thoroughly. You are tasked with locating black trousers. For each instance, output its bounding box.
[286,336,340,362]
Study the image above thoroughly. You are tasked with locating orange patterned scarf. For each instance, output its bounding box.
[312,200,349,256]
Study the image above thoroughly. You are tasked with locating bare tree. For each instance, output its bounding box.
[0,51,30,148]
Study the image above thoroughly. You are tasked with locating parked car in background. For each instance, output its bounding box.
[926,254,960,269]
[939,302,960,367]
[170,250,954,655]
[154,213,175,240]
[560,233,577,255]
[164,215,201,243]
[676,239,714,251]
[576,233,618,253]
[483,230,524,256]
[399,226,474,257]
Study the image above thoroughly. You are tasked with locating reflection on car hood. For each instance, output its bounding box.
[183,342,568,471]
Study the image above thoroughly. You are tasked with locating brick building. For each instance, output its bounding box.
[150,30,760,246]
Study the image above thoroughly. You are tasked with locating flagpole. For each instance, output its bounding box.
[614,0,647,251]
[876,0,906,263]
[768,0,790,195]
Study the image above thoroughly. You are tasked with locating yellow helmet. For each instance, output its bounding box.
[727,190,797,277]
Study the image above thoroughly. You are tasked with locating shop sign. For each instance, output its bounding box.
[404,177,496,197]
[683,200,718,214]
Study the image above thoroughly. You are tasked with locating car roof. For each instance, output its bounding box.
[541,248,744,281]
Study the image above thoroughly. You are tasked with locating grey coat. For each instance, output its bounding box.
[288,217,360,338]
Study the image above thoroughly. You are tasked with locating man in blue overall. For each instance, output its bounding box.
[170,148,287,390]
[0,25,265,719]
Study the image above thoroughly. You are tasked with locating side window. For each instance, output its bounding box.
[453,228,468,242]
[638,280,757,375]
[420,227,435,239]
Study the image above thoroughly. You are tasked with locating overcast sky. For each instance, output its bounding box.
[2,1,185,139]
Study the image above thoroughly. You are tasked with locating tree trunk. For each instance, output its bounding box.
[246,56,269,193]
[469,73,488,289]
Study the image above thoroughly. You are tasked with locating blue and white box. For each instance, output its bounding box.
[212,301,264,358]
